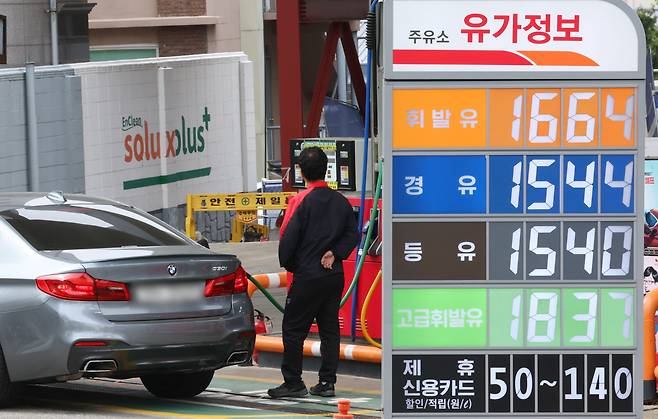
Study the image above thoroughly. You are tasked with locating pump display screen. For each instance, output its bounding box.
[383,0,644,417]
[289,139,356,191]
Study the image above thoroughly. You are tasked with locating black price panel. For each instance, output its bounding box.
[392,355,485,413]
[611,354,634,413]
[562,354,586,413]
[537,354,560,413]
[487,355,511,413]
[587,353,610,412]
[512,354,535,413]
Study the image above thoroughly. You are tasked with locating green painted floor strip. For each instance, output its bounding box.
[209,376,382,412]
[123,167,212,190]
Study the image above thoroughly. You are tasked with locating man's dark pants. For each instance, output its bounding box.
[281,274,344,385]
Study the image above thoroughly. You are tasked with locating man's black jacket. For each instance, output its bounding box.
[279,186,359,280]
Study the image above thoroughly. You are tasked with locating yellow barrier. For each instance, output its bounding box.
[185,192,295,240]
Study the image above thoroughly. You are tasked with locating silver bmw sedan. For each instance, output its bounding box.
[0,192,255,404]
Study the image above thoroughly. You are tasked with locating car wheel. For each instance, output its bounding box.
[140,370,214,399]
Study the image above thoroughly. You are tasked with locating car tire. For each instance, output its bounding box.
[140,370,214,399]
[0,346,17,407]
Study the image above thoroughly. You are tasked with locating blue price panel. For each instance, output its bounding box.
[393,156,486,214]
[489,155,561,214]
[601,155,635,213]
[563,155,598,213]
[489,156,523,214]
[526,155,560,214]
[489,155,635,214]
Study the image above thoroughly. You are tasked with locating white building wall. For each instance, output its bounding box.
[75,53,256,213]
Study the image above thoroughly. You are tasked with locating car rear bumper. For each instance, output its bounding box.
[68,332,255,379]
[2,295,255,383]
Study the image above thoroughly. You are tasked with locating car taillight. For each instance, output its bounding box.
[36,273,130,301]
[95,279,131,301]
[204,266,248,297]
[234,266,248,294]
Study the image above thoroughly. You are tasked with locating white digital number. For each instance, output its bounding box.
[528,159,556,210]
[511,161,522,208]
[529,92,558,143]
[614,367,632,400]
[589,367,608,400]
[566,161,595,208]
[564,367,583,400]
[566,227,595,275]
[490,367,508,400]
[527,292,558,343]
[606,93,634,140]
[609,291,633,340]
[512,95,522,142]
[529,226,556,277]
[602,225,632,276]
[510,228,521,275]
[511,294,521,341]
[566,92,596,143]
[569,292,597,343]
[604,160,633,208]
[515,368,533,400]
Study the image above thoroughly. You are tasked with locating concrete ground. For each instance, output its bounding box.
[2,366,381,418]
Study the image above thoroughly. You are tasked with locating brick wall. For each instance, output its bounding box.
[159,26,208,56]
[157,0,206,17]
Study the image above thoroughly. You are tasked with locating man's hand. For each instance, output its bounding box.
[321,250,335,269]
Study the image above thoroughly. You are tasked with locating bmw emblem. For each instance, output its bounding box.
[167,264,177,276]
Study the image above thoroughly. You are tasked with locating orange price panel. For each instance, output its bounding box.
[489,89,524,148]
[525,89,561,148]
[563,88,599,148]
[392,88,486,149]
[601,88,636,148]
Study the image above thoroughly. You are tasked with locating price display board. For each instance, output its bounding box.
[382,0,646,417]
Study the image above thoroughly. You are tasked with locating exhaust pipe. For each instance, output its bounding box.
[81,359,118,374]
[226,351,250,365]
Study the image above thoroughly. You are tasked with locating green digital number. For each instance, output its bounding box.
[563,288,598,347]
[489,289,524,347]
[601,288,634,347]
[525,288,560,347]
[392,288,487,348]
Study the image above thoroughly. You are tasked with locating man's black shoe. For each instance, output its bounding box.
[309,381,335,397]
[267,382,308,398]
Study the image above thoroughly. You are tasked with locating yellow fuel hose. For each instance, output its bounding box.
[360,270,382,349]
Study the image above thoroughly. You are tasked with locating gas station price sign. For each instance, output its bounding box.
[382,0,645,417]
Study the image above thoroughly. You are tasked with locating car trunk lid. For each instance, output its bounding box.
[58,247,241,322]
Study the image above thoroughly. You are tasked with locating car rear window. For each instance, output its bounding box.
[1,204,189,250]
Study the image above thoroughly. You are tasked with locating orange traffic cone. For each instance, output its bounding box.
[333,399,353,419]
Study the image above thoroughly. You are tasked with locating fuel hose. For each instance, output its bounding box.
[339,157,382,308]
[246,272,285,313]
[360,270,382,349]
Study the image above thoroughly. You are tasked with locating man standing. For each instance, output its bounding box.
[268,147,359,398]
